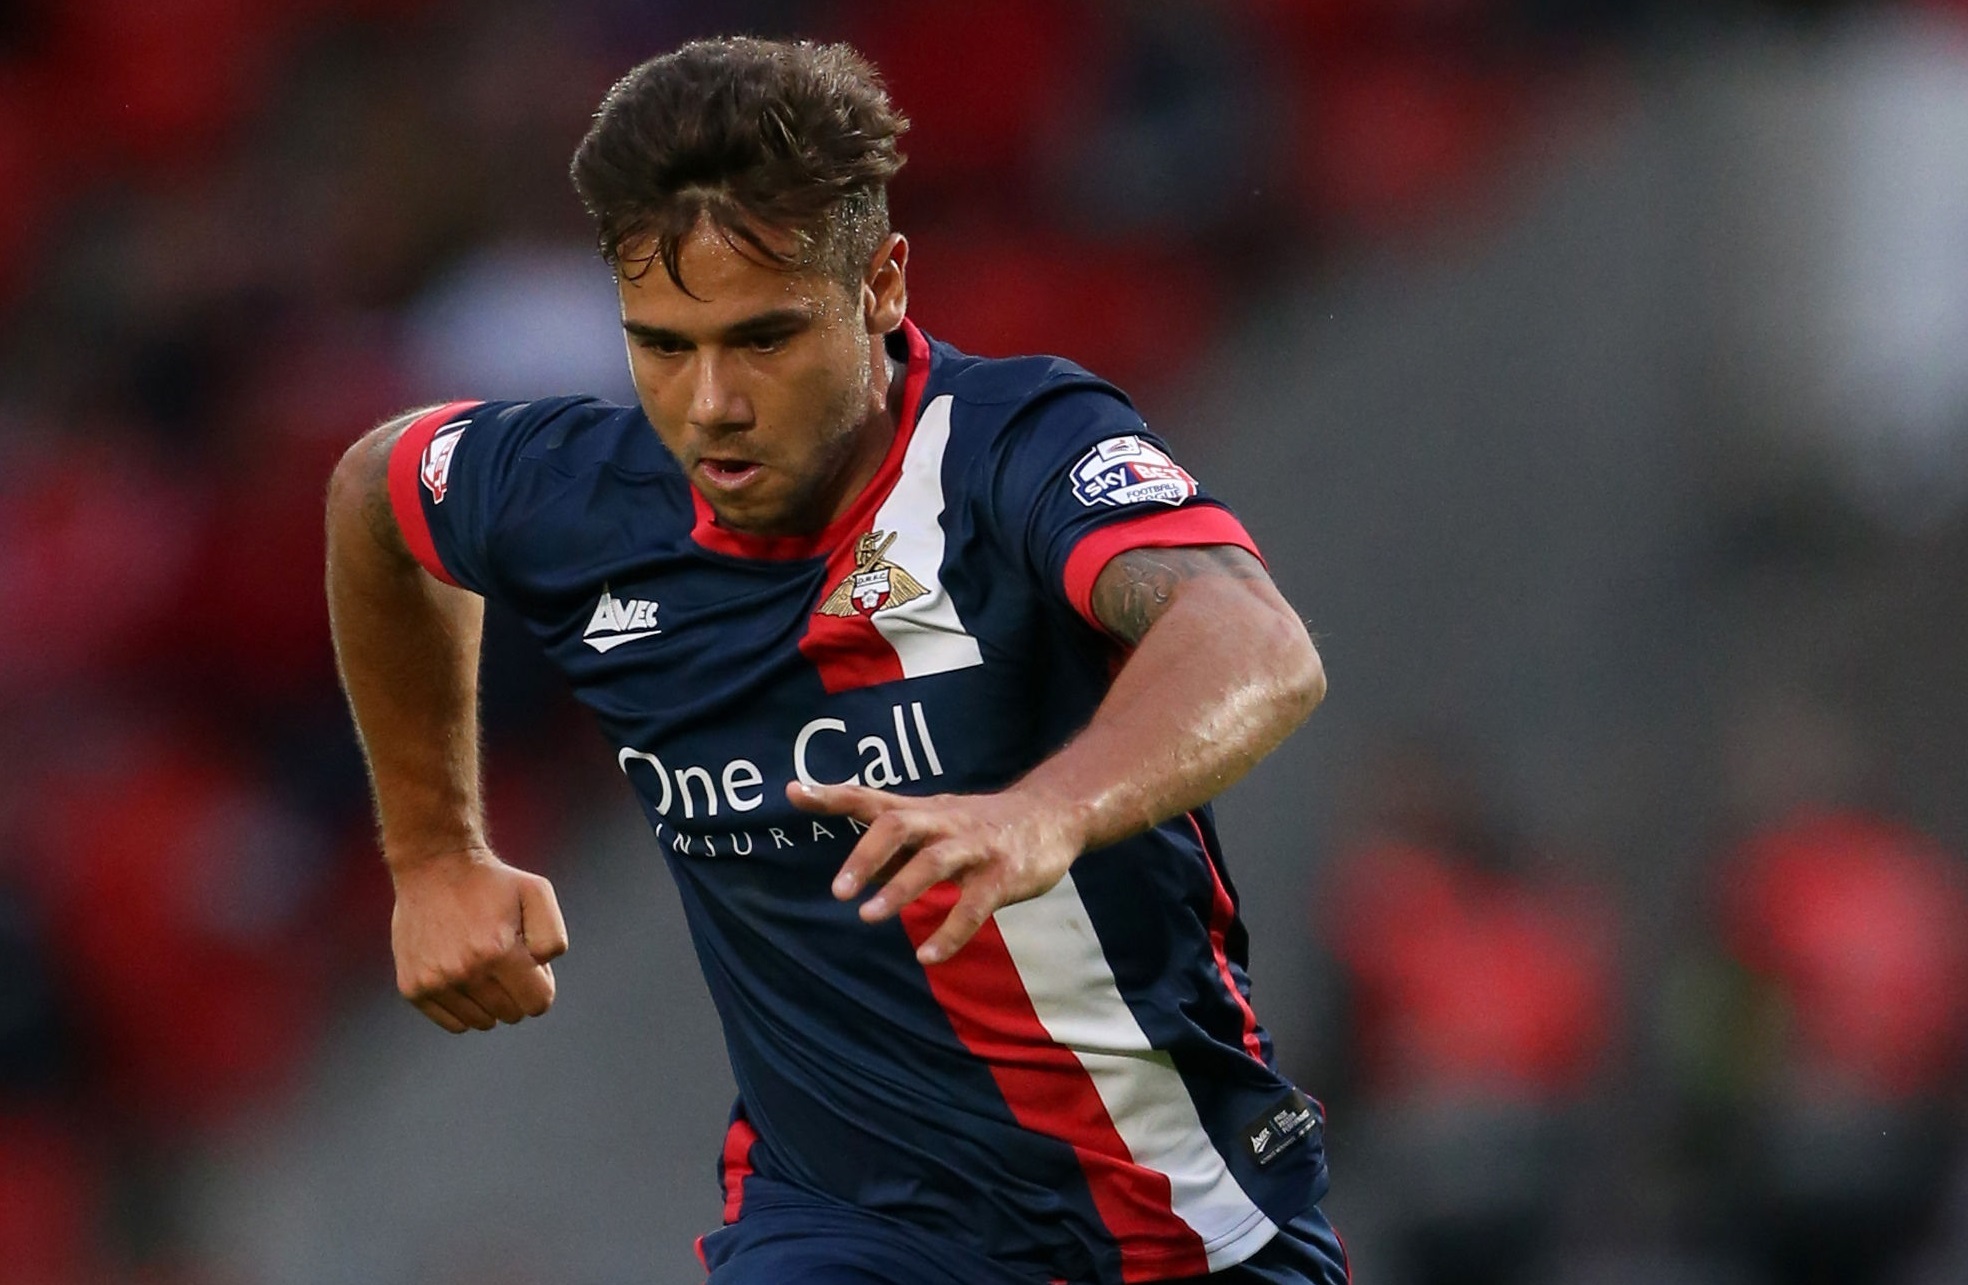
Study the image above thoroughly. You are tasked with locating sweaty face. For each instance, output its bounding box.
[618,221,901,537]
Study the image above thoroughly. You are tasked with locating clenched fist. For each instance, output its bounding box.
[389,848,569,1033]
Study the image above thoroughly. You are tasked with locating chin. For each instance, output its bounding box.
[706,495,797,537]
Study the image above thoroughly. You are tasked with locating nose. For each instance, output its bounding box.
[687,349,753,432]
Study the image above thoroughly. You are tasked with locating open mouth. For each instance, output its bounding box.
[697,457,765,491]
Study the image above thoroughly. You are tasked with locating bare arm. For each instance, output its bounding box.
[1022,544,1323,849]
[326,411,567,1032]
[325,411,489,866]
[791,542,1323,963]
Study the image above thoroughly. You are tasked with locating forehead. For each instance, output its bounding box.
[617,221,849,331]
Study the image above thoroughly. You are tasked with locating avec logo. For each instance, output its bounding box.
[583,587,662,653]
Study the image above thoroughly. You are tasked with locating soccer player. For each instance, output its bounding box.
[325,36,1339,1285]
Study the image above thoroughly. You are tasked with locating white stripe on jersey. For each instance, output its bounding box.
[867,394,985,678]
[993,874,1281,1269]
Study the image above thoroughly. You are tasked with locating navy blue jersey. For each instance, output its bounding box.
[388,321,1327,1282]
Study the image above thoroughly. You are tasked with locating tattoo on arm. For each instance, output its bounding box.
[1089,545,1271,645]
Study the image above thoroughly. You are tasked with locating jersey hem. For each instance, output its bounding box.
[1199,1206,1283,1273]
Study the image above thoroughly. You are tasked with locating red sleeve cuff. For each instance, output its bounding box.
[1060,505,1266,633]
[386,400,482,588]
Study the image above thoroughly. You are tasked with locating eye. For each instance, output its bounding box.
[634,334,689,357]
[745,332,792,354]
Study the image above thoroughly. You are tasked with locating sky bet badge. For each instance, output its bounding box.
[819,530,928,618]
[1071,435,1199,508]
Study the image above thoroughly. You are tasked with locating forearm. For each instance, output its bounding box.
[1017,564,1324,852]
[325,418,489,872]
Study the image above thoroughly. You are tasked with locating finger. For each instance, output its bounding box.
[861,842,973,922]
[435,989,499,1032]
[464,974,526,1025]
[492,952,557,1018]
[787,780,899,823]
[520,877,569,963]
[916,883,1001,965]
[832,811,929,901]
[413,996,469,1034]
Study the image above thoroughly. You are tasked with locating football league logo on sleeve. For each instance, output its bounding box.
[1071,435,1198,508]
[419,421,469,503]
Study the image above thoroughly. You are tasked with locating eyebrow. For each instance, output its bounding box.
[622,308,815,345]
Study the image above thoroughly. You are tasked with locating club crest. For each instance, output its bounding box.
[818,530,928,618]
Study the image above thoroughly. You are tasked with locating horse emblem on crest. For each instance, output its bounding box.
[818,530,928,618]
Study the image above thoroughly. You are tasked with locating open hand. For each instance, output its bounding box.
[389,849,569,1033]
[788,781,1086,965]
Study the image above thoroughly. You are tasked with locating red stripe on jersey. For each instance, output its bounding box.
[385,400,482,587]
[800,585,908,690]
[718,1114,760,1224]
[1060,507,1263,637]
[681,322,934,693]
[1189,814,1266,1064]
[901,887,1211,1281]
[796,321,934,692]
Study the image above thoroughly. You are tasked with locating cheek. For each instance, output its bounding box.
[627,371,685,447]
[760,358,857,446]
[629,364,690,435]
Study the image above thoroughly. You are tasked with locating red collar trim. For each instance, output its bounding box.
[689,319,932,561]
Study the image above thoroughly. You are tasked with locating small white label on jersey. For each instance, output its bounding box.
[419,421,469,503]
[584,587,662,652]
[1070,435,1198,508]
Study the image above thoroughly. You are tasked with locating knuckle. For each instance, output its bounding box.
[936,846,981,881]
[405,972,448,1000]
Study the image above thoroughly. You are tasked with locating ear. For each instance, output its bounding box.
[862,233,908,334]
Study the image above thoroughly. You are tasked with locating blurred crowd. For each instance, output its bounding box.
[0,1,1964,1283]
[1304,714,1968,1285]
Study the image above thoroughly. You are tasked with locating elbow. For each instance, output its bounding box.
[1286,625,1326,725]
[1259,600,1324,727]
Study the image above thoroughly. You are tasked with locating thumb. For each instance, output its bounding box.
[519,876,569,963]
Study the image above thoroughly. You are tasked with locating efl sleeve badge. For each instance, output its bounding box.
[1070,435,1199,508]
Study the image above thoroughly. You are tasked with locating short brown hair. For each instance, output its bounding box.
[570,37,908,294]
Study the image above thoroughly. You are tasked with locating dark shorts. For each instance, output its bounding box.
[698,1190,1350,1285]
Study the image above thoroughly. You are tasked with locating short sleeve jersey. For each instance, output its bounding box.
[388,321,1328,1283]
